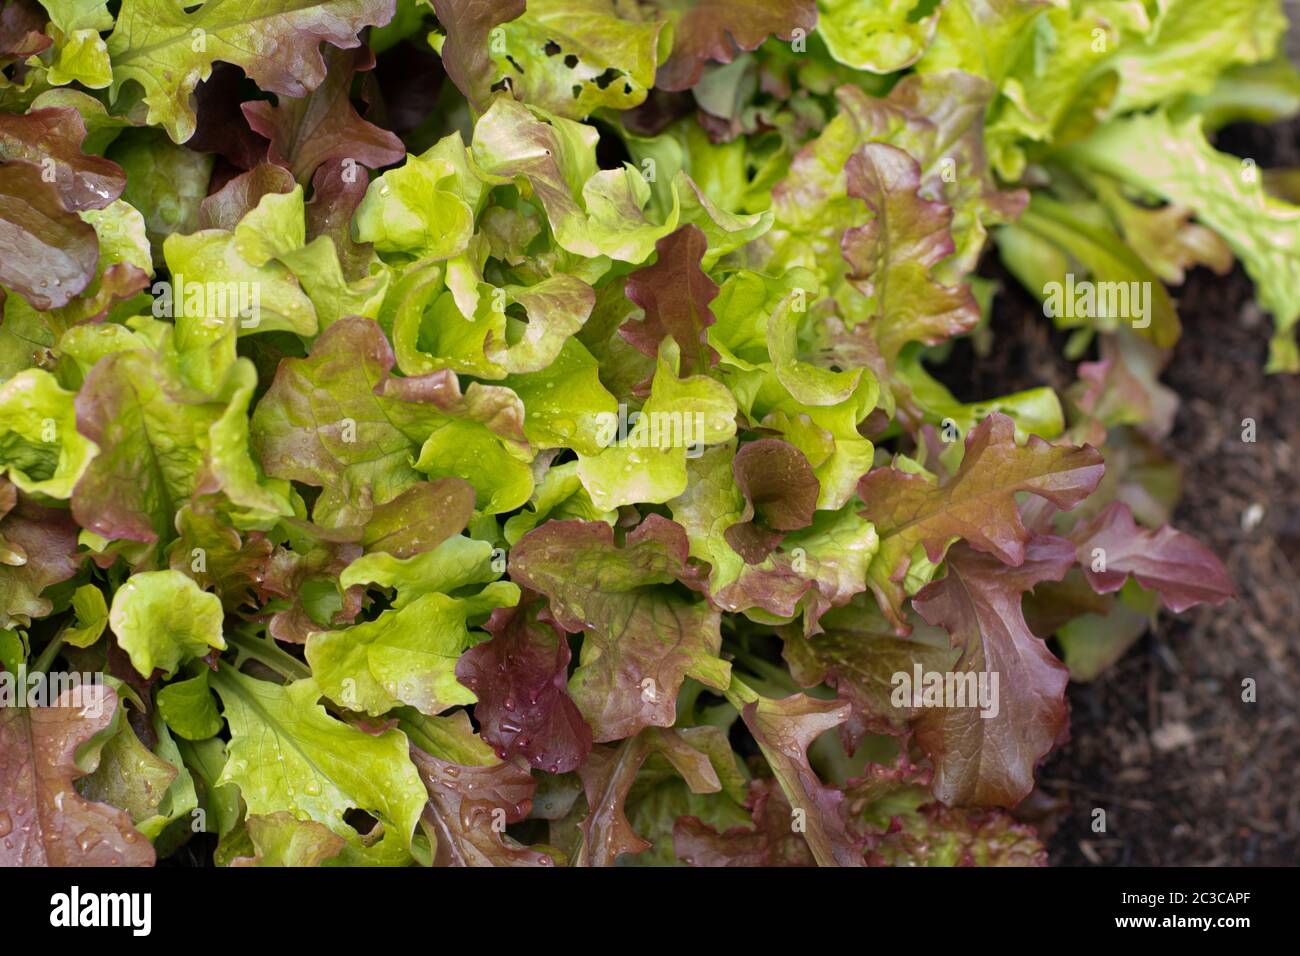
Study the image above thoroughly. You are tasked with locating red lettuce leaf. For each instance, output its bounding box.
[429,0,527,109]
[840,142,980,363]
[724,438,818,564]
[0,480,81,630]
[575,727,720,866]
[741,693,864,866]
[1071,501,1235,612]
[0,683,155,866]
[243,45,404,184]
[654,0,818,92]
[0,0,50,60]
[911,537,1076,808]
[410,745,553,867]
[306,157,376,281]
[860,412,1103,632]
[0,107,126,211]
[674,778,817,866]
[190,63,273,171]
[865,805,1048,866]
[0,163,100,309]
[621,224,720,376]
[198,162,296,230]
[509,516,730,741]
[456,593,593,773]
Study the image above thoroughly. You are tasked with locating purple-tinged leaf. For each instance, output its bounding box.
[576,728,720,866]
[0,107,126,211]
[243,45,404,184]
[251,316,528,528]
[0,480,81,629]
[188,63,271,171]
[723,438,818,563]
[841,142,980,364]
[410,745,553,867]
[0,163,99,309]
[654,0,818,92]
[865,805,1048,867]
[911,538,1076,808]
[1071,501,1235,612]
[860,412,1103,632]
[167,503,273,611]
[742,694,864,867]
[782,600,958,737]
[509,516,730,741]
[198,162,296,230]
[306,157,375,281]
[261,539,363,644]
[456,594,593,774]
[674,779,817,867]
[621,224,720,376]
[0,0,50,60]
[0,683,155,866]
[429,0,526,110]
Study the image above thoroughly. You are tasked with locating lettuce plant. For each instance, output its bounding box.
[2,0,1282,867]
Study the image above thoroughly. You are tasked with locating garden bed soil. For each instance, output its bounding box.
[948,116,1300,865]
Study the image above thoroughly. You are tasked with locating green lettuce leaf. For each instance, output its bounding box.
[109,569,226,677]
[0,368,96,498]
[816,0,941,74]
[472,96,680,263]
[251,316,534,525]
[210,667,427,860]
[479,0,666,120]
[1064,110,1300,370]
[105,0,396,143]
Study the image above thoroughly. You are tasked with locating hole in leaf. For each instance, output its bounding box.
[344,809,379,835]
[593,67,622,90]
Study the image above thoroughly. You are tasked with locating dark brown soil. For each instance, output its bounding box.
[947,117,1300,866]
[1040,260,1300,867]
